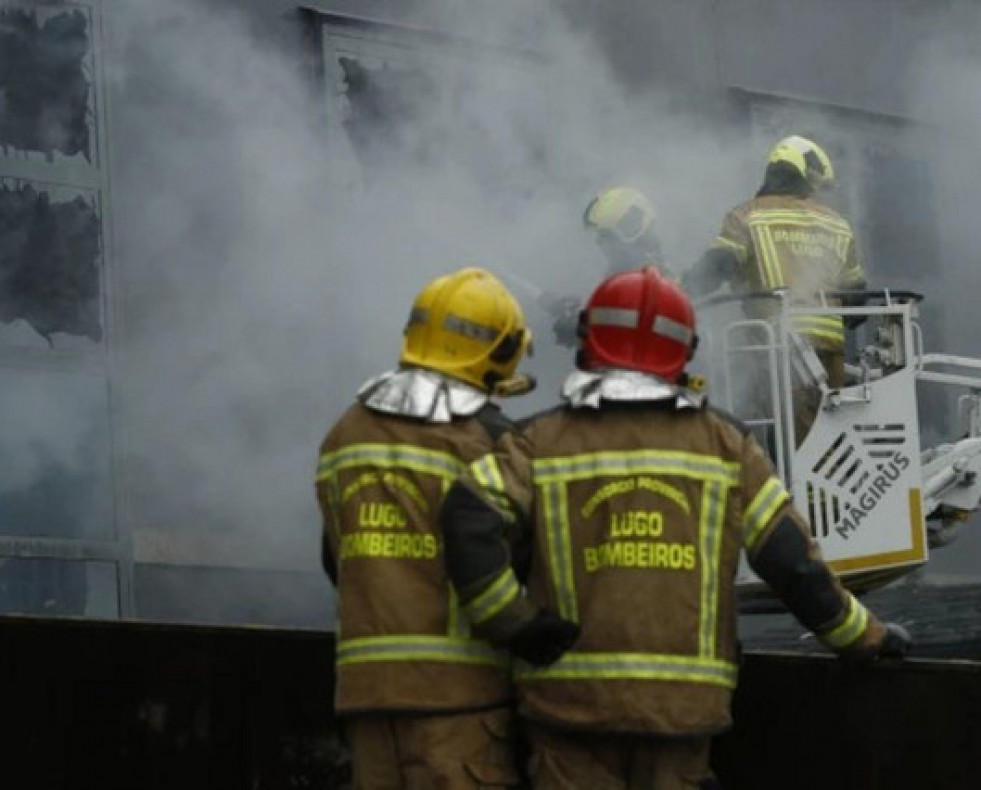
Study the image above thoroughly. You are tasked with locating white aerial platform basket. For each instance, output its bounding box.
[693,289,981,601]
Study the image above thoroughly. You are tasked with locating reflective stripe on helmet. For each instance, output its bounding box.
[589,307,639,329]
[653,314,694,345]
[515,651,738,688]
[443,314,501,343]
[337,635,506,666]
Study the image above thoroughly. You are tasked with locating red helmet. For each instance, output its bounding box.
[578,267,696,381]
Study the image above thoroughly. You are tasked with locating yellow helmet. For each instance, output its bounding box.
[583,186,656,243]
[767,135,835,189]
[400,267,533,394]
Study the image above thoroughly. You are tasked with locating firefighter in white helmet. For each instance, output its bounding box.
[440,267,909,789]
[315,267,546,789]
[683,135,867,444]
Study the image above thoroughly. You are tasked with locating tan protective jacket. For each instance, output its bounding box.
[316,400,515,715]
[442,400,885,736]
[711,194,865,349]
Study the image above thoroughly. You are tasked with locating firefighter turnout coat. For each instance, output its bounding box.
[439,371,886,736]
[316,369,517,715]
[709,194,865,351]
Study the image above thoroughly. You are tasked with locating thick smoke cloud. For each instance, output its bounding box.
[101,0,755,624]
[8,0,981,625]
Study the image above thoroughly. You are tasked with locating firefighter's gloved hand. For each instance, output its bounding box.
[877,622,912,659]
[509,610,580,667]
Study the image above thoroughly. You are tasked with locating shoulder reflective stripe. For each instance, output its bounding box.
[317,443,466,481]
[464,569,521,625]
[533,451,739,485]
[750,225,782,288]
[515,652,738,688]
[713,235,748,263]
[699,481,726,658]
[543,481,578,621]
[818,594,869,650]
[748,210,851,234]
[743,477,790,551]
[337,635,505,666]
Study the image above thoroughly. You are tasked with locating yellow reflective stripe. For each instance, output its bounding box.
[840,263,864,286]
[793,315,845,345]
[792,315,844,329]
[761,226,786,288]
[472,454,506,492]
[743,477,790,551]
[699,481,726,658]
[515,652,738,688]
[747,210,851,234]
[337,635,505,666]
[447,583,468,637]
[317,443,466,481]
[541,481,578,621]
[533,451,739,485]
[713,235,748,263]
[472,454,516,522]
[486,491,517,523]
[819,594,869,651]
[464,569,521,625]
[750,225,781,288]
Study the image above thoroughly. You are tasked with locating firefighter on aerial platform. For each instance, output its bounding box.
[440,267,910,789]
[683,135,867,445]
[315,268,541,789]
[549,185,674,347]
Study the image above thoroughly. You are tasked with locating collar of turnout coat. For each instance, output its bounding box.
[358,368,489,422]
[562,369,705,411]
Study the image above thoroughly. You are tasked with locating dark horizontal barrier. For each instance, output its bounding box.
[3,615,979,789]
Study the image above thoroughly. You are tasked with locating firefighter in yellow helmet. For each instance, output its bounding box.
[550,185,673,347]
[683,135,867,444]
[315,267,539,789]
[439,267,910,789]
[583,186,669,276]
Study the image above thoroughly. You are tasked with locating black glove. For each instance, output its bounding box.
[508,610,580,667]
[877,622,912,659]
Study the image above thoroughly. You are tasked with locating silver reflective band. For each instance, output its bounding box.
[652,315,693,345]
[590,307,639,329]
[443,314,500,343]
[407,307,429,326]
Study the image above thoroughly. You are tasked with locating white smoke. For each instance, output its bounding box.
[21,0,981,626]
[97,0,758,624]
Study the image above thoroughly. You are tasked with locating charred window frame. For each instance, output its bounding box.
[299,7,548,194]
[0,0,130,619]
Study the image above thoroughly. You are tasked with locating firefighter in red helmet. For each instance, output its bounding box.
[440,267,910,789]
